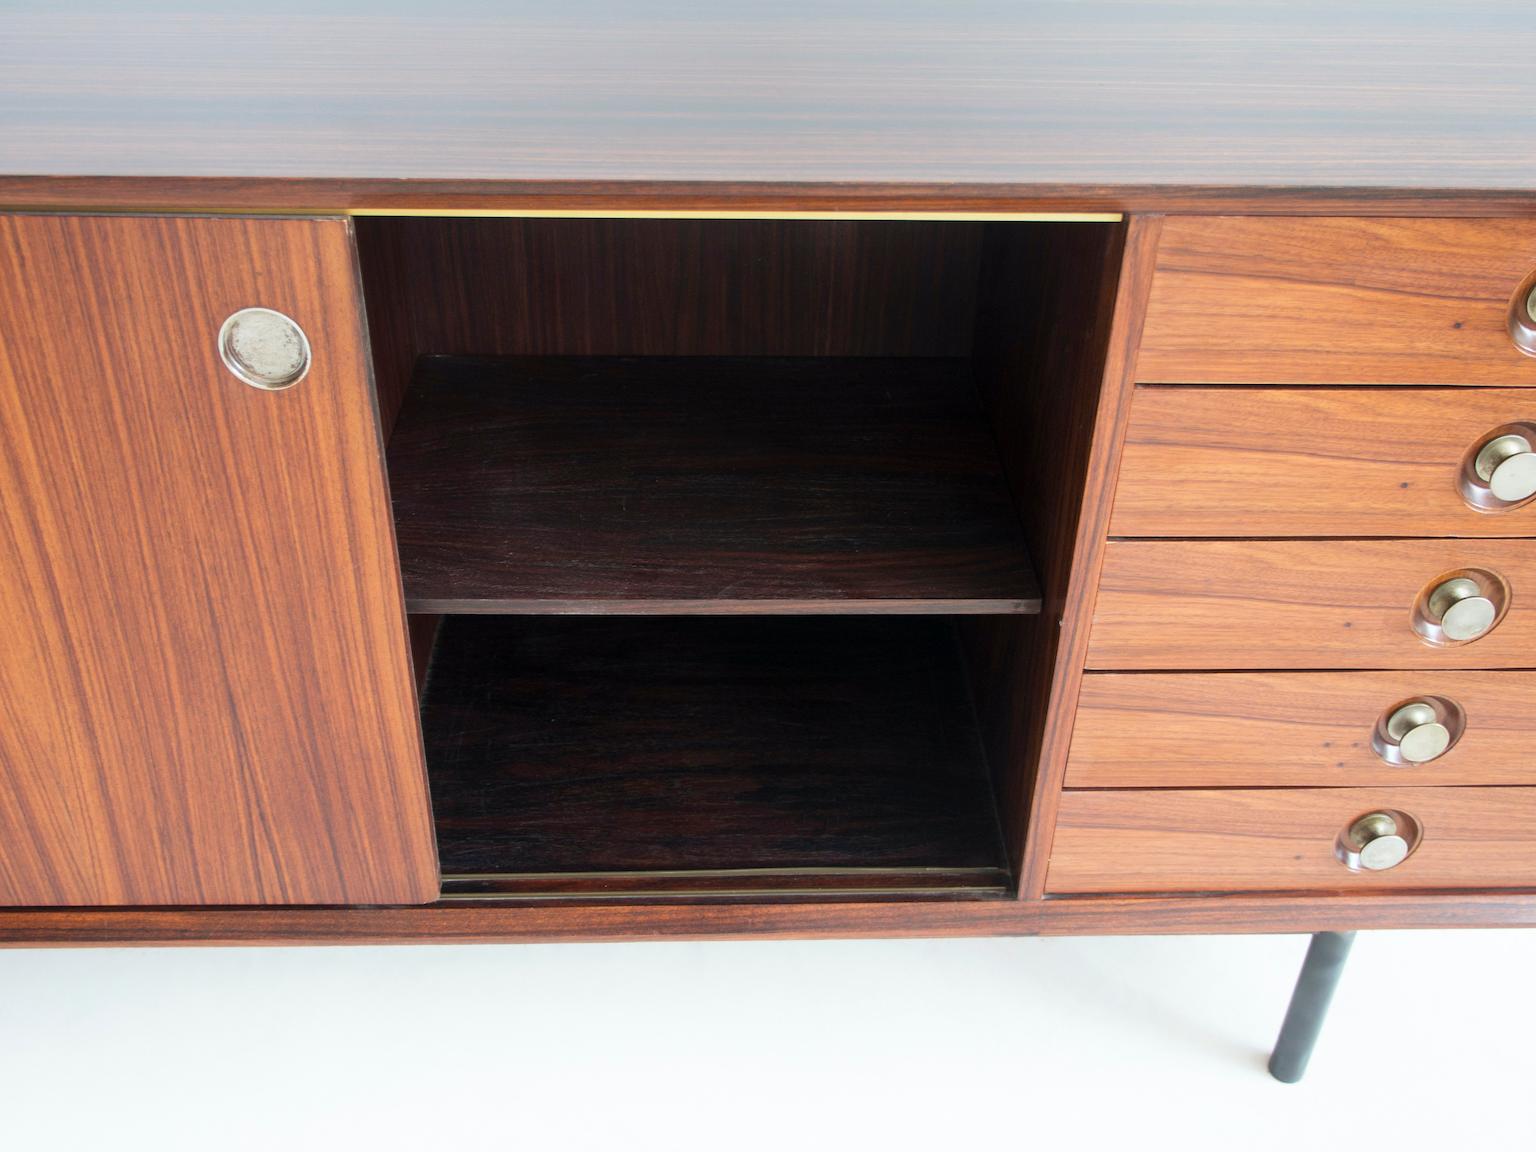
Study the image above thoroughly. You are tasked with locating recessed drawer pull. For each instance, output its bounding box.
[1413,570,1508,645]
[1336,810,1421,872]
[1511,274,1536,359]
[218,307,311,391]
[1460,424,1536,510]
[1371,696,1464,766]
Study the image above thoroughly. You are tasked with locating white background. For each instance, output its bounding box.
[2,929,1529,1149]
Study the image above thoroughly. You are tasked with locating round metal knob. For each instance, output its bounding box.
[1512,280,1536,359]
[1385,702,1449,762]
[1426,576,1498,641]
[1474,432,1536,503]
[1372,695,1465,766]
[1336,810,1419,872]
[218,307,311,390]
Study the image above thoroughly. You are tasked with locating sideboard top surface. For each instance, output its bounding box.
[2,2,1535,213]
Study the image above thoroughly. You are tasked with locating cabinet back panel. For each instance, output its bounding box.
[357,217,985,432]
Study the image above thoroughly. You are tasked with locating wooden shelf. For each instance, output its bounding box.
[422,615,1012,897]
[387,356,1039,614]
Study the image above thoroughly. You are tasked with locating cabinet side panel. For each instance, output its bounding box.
[959,219,1140,888]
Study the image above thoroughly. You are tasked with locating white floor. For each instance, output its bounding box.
[2,929,1528,1150]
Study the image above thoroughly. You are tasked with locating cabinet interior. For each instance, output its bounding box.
[356,216,1124,901]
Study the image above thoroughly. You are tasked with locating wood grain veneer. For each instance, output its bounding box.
[3,4,1535,191]
[0,214,437,906]
[1010,217,1164,897]
[356,217,986,436]
[387,356,1038,614]
[1068,672,1536,788]
[959,220,1130,887]
[1111,388,1536,537]
[422,615,1009,894]
[1049,787,1536,894]
[1138,217,1536,385]
[1089,538,1536,670]
[10,888,1536,946]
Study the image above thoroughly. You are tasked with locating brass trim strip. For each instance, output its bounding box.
[443,866,1005,881]
[437,887,1011,902]
[0,204,1121,223]
[346,208,1123,222]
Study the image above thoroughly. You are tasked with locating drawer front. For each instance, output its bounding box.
[1048,787,1536,894]
[1111,388,1536,537]
[1137,217,1536,386]
[1068,672,1536,788]
[1089,538,1536,669]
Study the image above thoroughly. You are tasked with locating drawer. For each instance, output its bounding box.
[1136,217,1536,386]
[1088,539,1536,669]
[1067,672,1536,788]
[1110,388,1536,537]
[1048,787,1536,894]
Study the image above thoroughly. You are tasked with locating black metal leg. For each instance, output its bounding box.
[1268,931,1356,1083]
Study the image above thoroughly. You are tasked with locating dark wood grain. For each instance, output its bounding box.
[388,356,1039,614]
[1112,387,1536,537]
[1009,217,1165,898]
[356,217,985,429]
[958,221,1129,887]
[1069,671,1536,789]
[422,615,1010,894]
[1049,787,1536,895]
[13,888,1536,946]
[0,213,437,906]
[3,3,1535,192]
[1089,538,1536,670]
[1138,217,1536,385]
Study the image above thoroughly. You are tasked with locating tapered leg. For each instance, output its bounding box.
[1268,931,1356,1082]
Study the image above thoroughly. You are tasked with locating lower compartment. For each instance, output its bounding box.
[418,615,1013,899]
[1048,787,1536,895]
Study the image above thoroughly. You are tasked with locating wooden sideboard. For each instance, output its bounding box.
[2,2,1536,947]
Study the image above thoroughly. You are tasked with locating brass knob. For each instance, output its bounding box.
[1425,576,1498,641]
[218,307,311,391]
[1336,810,1419,872]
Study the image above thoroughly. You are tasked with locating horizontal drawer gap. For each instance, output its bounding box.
[1081,667,1536,675]
[1132,383,1534,392]
[1042,886,1536,901]
[1107,536,1536,544]
[1061,784,1536,793]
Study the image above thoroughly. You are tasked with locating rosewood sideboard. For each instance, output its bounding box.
[3,6,1536,1072]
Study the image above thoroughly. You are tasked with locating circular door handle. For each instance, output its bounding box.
[1512,278,1536,359]
[1477,433,1536,502]
[1462,425,1536,510]
[218,307,311,390]
[1413,571,1509,647]
[1372,697,1464,765]
[1425,576,1498,641]
[1336,810,1420,872]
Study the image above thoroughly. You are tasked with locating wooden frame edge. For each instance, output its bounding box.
[5,890,1536,947]
[1016,215,1164,899]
